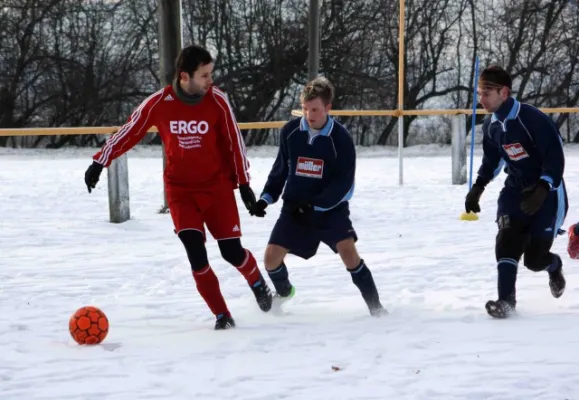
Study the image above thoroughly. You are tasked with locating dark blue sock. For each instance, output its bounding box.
[547,254,562,273]
[267,262,292,296]
[497,258,518,302]
[349,260,381,309]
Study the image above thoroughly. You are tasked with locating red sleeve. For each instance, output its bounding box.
[212,87,250,185]
[93,89,164,167]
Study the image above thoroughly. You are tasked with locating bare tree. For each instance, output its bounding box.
[1,0,578,148]
[181,0,309,145]
[0,0,62,147]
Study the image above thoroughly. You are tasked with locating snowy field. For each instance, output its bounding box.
[2,143,579,400]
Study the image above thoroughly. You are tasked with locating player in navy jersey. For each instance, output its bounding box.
[249,77,387,317]
[464,66,567,318]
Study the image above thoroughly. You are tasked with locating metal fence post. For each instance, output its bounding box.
[308,0,320,80]
[451,114,467,185]
[157,0,182,213]
[107,153,130,223]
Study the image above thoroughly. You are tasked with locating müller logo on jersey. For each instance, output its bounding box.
[169,120,209,135]
[502,143,529,161]
[296,156,324,178]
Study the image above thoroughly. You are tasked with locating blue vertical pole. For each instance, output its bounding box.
[468,57,480,190]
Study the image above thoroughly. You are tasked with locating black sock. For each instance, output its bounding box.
[267,262,292,296]
[497,258,517,303]
[349,260,381,310]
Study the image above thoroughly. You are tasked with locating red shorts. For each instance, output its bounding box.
[166,183,242,241]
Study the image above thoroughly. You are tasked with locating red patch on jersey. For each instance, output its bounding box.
[502,143,529,161]
[296,157,324,178]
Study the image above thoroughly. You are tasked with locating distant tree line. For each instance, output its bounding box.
[1,0,578,148]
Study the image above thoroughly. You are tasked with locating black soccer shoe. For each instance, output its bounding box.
[250,276,273,312]
[485,299,516,319]
[215,314,236,330]
[549,266,566,299]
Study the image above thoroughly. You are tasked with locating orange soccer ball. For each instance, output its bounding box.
[69,306,109,345]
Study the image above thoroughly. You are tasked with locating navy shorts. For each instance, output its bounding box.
[268,203,357,260]
[497,184,568,239]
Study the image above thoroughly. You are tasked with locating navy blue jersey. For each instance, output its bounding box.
[260,116,355,211]
[478,97,565,190]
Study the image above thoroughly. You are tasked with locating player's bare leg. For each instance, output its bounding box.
[264,244,295,298]
[336,238,386,317]
[336,238,361,269]
[264,244,289,270]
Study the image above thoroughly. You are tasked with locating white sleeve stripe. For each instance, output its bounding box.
[213,88,249,171]
[213,88,247,152]
[97,89,163,165]
[97,89,164,165]
[213,88,249,170]
[99,88,164,165]
[212,89,250,181]
[98,91,152,164]
[212,91,245,183]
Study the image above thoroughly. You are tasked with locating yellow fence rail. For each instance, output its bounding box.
[2,106,577,137]
[290,107,579,117]
[4,105,577,137]
[0,121,287,137]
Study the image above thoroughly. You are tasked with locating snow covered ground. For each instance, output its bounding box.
[2,144,579,400]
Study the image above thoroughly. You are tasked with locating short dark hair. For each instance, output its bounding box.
[300,77,335,105]
[479,65,512,92]
[174,45,213,79]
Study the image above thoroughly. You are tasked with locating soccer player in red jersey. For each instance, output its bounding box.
[84,45,272,330]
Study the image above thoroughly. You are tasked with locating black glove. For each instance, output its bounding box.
[250,199,268,217]
[238,183,257,213]
[85,161,104,193]
[465,179,487,213]
[292,203,314,221]
[520,180,550,215]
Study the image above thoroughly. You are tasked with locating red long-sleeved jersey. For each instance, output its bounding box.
[93,85,250,188]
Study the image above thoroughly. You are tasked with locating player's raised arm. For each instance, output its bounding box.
[94,90,163,167]
[212,87,250,186]
[312,129,355,211]
[84,89,164,192]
